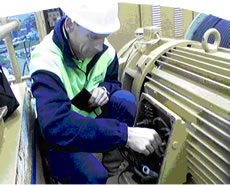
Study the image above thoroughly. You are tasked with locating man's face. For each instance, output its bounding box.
[68,22,109,61]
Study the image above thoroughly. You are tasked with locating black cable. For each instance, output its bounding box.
[118,145,159,184]
[153,117,169,129]
[118,102,173,184]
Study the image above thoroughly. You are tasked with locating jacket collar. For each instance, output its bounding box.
[52,16,108,71]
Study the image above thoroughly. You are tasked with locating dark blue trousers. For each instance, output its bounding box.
[47,90,136,183]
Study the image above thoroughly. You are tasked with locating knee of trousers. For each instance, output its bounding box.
[110,90,137,123]
[111,90,136,111]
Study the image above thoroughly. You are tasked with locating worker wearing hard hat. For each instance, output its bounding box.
[30,1,162,184]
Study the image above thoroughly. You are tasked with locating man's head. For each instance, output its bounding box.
[64,18,110,60]
[60,1,120,60]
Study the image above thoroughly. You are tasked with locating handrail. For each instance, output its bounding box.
[0,19,20,40]
[0,18,22,83]
[8,75,31,85]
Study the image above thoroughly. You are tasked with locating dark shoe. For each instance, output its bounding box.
[102,148,124,177]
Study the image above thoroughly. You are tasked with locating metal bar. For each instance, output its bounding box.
[34,11,47,41]
[176,46,230,63]
[0,106,7,123]
[144,78,230,151]
[157,58,230,89]
[0,18,20,40]
[187,167,207,184]
[160,55,230,81]
[164,52,230,77]
[8,75,31,84]
[187,140,230,178]
[148,67,230,118]
[187,158,212,184]
[171,48,230,69]
[0,17,22,83]
[138,4,142,28]
[187,148,224,183]
[187,130,230,166]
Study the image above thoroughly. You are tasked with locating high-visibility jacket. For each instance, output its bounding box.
[29,17,128,152]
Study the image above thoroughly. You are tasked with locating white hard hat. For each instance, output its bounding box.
[60,1,120,34]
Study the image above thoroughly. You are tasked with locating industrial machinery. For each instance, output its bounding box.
[1,5,230,184]
[118,26,230,184]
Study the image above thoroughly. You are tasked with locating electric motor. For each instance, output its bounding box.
[118,26,230,184]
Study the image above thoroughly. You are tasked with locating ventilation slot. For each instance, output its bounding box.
[143,45,230,184]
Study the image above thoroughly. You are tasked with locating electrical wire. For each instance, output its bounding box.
[117,117,172,183]
[118,146,159,184]
[117,100,174,183]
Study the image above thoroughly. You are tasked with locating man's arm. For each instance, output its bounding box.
[32,70,162,155]
[99,54,121,96]
[89,54,121,107]
[126,127,162,156]
[31,70,128,152]
[91,53,163,155]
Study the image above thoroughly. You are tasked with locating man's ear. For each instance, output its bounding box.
[64,17,74,33]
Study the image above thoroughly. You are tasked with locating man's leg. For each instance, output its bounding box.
[100,90,136,176]
[101,90,136,126]
[47,149,108,184]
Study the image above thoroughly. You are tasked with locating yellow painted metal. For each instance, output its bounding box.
[119,27,230,183]
[187,156,214,184]
[34,11,47,41]
[139,4,152,27]
[143,26,161,41]
[139,93,188,184]
[108,3,194,51]
[118,35,190,102]
[183,9,194,38]
[108,3,140,52]
[187,140,230,180]
[202,28,221,53]
[0,83,26,184]
[161,6,174,38]
[144,77,230,150]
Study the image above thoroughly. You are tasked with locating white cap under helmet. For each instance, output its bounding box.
[60,1,120,34]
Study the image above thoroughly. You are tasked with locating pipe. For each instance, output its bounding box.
[8,75,31,84]
[138,4,143,28]
[0,18,20,40]
[34,11,47,41]
[0,17,22,83]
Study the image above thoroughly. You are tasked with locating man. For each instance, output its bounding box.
[30,1,162,184]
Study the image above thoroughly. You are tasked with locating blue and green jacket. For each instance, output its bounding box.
[29,17,128,152]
